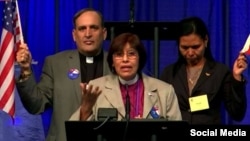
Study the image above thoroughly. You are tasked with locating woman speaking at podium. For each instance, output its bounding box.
[70,32,182,121]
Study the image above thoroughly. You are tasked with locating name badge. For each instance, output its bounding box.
[189,94,209,112]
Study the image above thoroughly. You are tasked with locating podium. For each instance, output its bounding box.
[65,120,189,141]
[104,22,178,77]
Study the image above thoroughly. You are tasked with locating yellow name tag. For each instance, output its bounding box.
[188,95,209,112]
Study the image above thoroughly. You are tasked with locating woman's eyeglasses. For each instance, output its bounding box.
[113,50,138,60]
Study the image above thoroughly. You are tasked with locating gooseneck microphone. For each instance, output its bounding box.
[125,84,130,120]
[123,84,130,141]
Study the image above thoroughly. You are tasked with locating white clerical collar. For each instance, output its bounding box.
[84,49,102,64]
[118,74,139,85]
[86,57,94,64]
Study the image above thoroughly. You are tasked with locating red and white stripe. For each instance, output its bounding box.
[0,0,23,119]
[0,28,15,118]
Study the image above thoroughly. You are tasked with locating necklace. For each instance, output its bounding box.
[188,78,195,84]
[187,67,202,85]
[187,66,202,95]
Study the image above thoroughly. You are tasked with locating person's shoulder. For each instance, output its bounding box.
[103,50,108,57]
[54,49,77,56]
[216,62,229,68]
[162,63,175,69]
[160,63,176,76]
[161,63,177,73]
[89,74,114,83]
[208,61,230,71]
[46,49,78,59]
[143,74,173,87]
[103,49,108,53]
[88,74,114,87]
[91,75,107,82]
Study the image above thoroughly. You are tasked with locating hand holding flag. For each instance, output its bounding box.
[236,34,250,78]
[240,34,250,55]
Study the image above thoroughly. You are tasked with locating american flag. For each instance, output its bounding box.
[0,0,21,119]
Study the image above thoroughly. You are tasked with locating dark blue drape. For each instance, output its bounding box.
[0,0,249,140]
[228,0,250,124]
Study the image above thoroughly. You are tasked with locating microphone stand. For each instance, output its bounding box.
[123,84,130,141]
[123,2,134,140]
[129,0,135,28]
[125,84,130,120]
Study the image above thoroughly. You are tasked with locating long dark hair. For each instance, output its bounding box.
[173,17,215,74]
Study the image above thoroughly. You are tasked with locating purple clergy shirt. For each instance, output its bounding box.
[120,79,144,119]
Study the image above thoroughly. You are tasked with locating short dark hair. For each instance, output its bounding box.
[107,32,147,74]
[72,8,105,28]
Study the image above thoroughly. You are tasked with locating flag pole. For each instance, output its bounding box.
[15,0,24,44]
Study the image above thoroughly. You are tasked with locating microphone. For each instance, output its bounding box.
[97,108,118,121]
[123,84,130,141]
[125,84,130,120]
[94,108,118,130]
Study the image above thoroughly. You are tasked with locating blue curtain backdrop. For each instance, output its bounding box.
[0,0,249,140]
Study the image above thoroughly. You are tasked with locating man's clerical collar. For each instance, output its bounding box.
[118,74,139,85]
[86,57,93,64]
[79,49,102,64]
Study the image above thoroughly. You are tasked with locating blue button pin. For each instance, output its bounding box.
[67,68,79,80]
[150,106,160,119]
